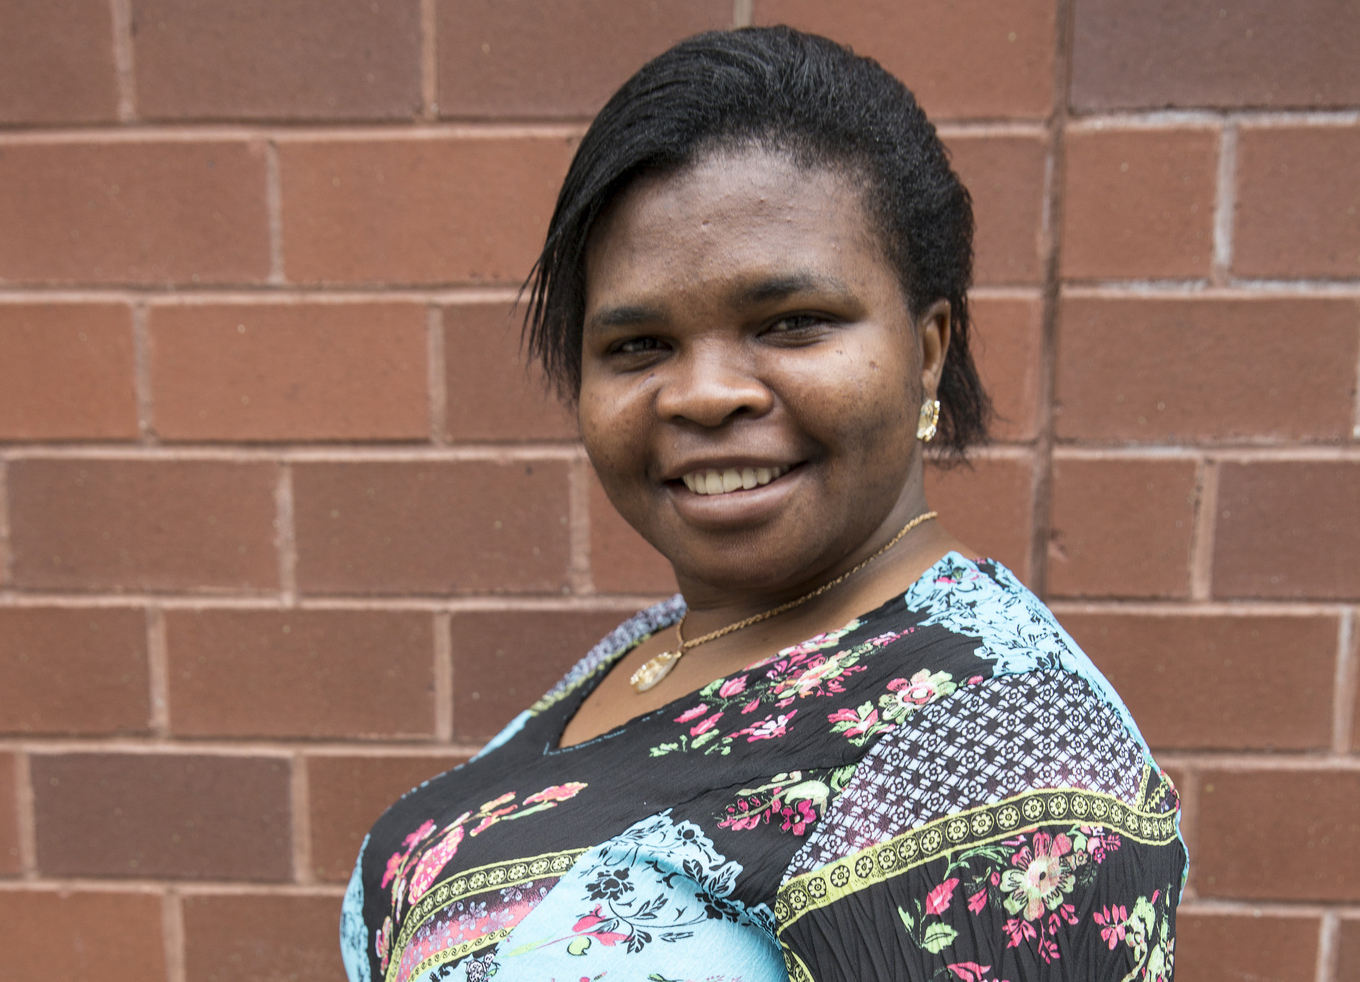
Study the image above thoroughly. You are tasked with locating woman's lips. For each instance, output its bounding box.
[680,464,792,495]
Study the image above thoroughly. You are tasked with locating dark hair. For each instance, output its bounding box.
[523,25,990,456]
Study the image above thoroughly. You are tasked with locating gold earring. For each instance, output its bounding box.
[916,399,940,442]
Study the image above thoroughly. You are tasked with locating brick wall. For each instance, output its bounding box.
[1,2,1356,981]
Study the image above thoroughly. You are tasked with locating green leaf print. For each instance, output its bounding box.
[921,922,959,954]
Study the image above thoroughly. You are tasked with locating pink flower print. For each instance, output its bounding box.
[403,820,436,850]
[1093,905,1129,950]
[926,877,960,916]
[718,675,748,698]
[779,799,818,835]
[1003,916,1036,948]
[719,799,764,831]
[690,711,723,737]
[524,782,587,805]
[828,705,880,738]
[741,698,761,714]
[967,888,988,914]
[947,964,994,982]
[675,703,709,723]
[571,904,630,947]
[1000,832,1076,922]
[779,652,857,699]
[967,675,984,686]
[407,824,464,905]
[383,819,436,887]
[739,711,797,741]
[888,669,945,706]
[375,916,393,971]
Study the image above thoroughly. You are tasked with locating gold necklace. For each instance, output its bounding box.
[629,510,938,693]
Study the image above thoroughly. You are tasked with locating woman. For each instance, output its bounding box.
[341,27,1183,982]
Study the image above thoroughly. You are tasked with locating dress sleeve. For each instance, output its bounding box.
[773,670,1185,982]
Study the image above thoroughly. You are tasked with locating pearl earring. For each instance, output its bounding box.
[916,399,940,442]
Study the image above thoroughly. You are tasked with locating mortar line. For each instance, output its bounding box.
[0,461,11,588]
[0,287,523,305]
[131,303,157,444]
[427,306,449,445]
[1188,457,1219,601]
[567,454,594,595]
[0,591,663,613]
[146,607,170,737]
[433,612,454,741]
[275,463,298,605]
[1171,764,1199,902]
[162,888,186,982]
[1333,609,1357,755]
[14,750,36,878]
[0,122,591,144]
[733,0,753,26]
[0,878,345,896]
[11,736,484,756]
[1179,899,1360,917]
[264,141,286,284]
[1353,330,1360,440]
[108,0,136,122]
[1211,123,1238,284]
[420,0,440,119]
[1317,911,1340,982]
[291,753,313,884]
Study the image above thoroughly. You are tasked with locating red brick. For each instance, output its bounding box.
[1338,918,1360,982]
[443,303,577,441]
[292,460,571,595]
[1174,910,1320,982]
[0,752,19,875]
[970,294,1042,442]
[0,889,166,982]
[588,473,677,595]
[754,0,1055,120]
[307,753,466,881]
[1047,458,1197,598]
[8,459,279,592]
[1061,128,1218,280]
[1071,0,1360,110]
[134,0,421,121]
[1213,461,1360,601]
[1062,612,1337,751]
[1055,297,1359,442]
[946,135,1047,285]
[1234,126,1360,279]
[451,609,627,741]
[149,302,429,442]
[924,454,1034,582]
[0,607,149,736]
[1197,769,1360,901]
[166,610,434,739]
[0,0,118,124]
[184,893,345,982]
[0,304,138,441]
[279,136,576,285]
[436,0,731,118]
[0,142,270,285]
[33,752,291,880]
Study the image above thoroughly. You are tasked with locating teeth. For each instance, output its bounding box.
[682,465,790,495]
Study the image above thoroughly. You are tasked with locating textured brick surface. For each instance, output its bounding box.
[8,459,279,592]
[1174,911,1320,982]
[1196,769,1360,901]
[279,137,576,285]
[0,304,138,441]
[0,890,166,982]
[0,142,270,285]
[970,295,1043,442]
[0,607,149,735]
[33,753,292,880]
[307,753,466,881]
[451,610,627,740]
[1061,128,1218,280]
[1047,458,1197,598]
[1071,0,1360,110]
[1234,126,1360,279]
[1338,918,1360,982]
[1063,612,1337,750]
[0,0,118,123]
[133,0,422,121]
[755,0,1055,119]
[149,302,429,442]
[183,893,347,982]
[0,752,19,875]
[923,455,1035,583]
[1213,461,1360,600]
[1055,297,1359,442]
[437,0,731,117]
[165,610,434,739]
[293,460,571,595]
[443,303,577,441]
[946,135,1047,285]
[588,473,677,595]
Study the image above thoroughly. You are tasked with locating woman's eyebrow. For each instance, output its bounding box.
[586,303,669,331]
[733,272,854,306]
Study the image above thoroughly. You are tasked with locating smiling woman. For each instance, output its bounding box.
[342,27,1185,982]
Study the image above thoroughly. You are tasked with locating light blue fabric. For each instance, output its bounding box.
[341,835,372,982]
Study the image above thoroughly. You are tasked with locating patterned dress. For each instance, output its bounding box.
[341,554,1185,982]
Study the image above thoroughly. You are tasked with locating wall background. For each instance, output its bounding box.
[0,1,1357,980]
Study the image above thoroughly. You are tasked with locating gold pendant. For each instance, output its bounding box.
[630,650,682,692]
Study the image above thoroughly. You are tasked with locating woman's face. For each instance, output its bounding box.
[579,147,948,599]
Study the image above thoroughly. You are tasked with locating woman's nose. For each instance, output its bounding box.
[654,346,774,427]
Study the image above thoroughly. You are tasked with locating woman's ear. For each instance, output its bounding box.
[917,299,952,399]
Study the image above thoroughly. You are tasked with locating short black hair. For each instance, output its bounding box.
[523,25,990,457]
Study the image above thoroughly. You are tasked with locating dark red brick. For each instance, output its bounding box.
[1338,917,1360,982]
[443,303,577,441]
[0,607,149,736]
[1061,128,1218,280]
[436,0,731,117]
[755,0,1056,119]
[134,0,421,121]
[0,0,118,124]
[307,753,466,882]
[1062,612,1337,750]
[279,136,575,285]
[1197,769,1360,901]
[1071,0,1360,110]
[33,752,292,880]
[0,304,138,441]
[166,610,434,739]
[150,302,429,442]
[1055,296,1358,442]
[0,141,270,285]
[924,454,1035,582]
[292,460,571,595]
[588,473,677,595]
[970,294,1043,442]
[183,893,346,982]
[451,609,628,741]
[1048,458,1197,598]
[0,752,19,875]
[8,459,279,592]
[0,889,166,982]
[1234,125,1360,279]
[1174,910,1320,982]
[1213,461,1360,600]
[947,135,1047,285]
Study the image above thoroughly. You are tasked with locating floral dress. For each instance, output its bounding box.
[341,554,1185,982]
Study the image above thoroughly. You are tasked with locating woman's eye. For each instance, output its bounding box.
[765,313,830,337]
[613,336,665,355]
